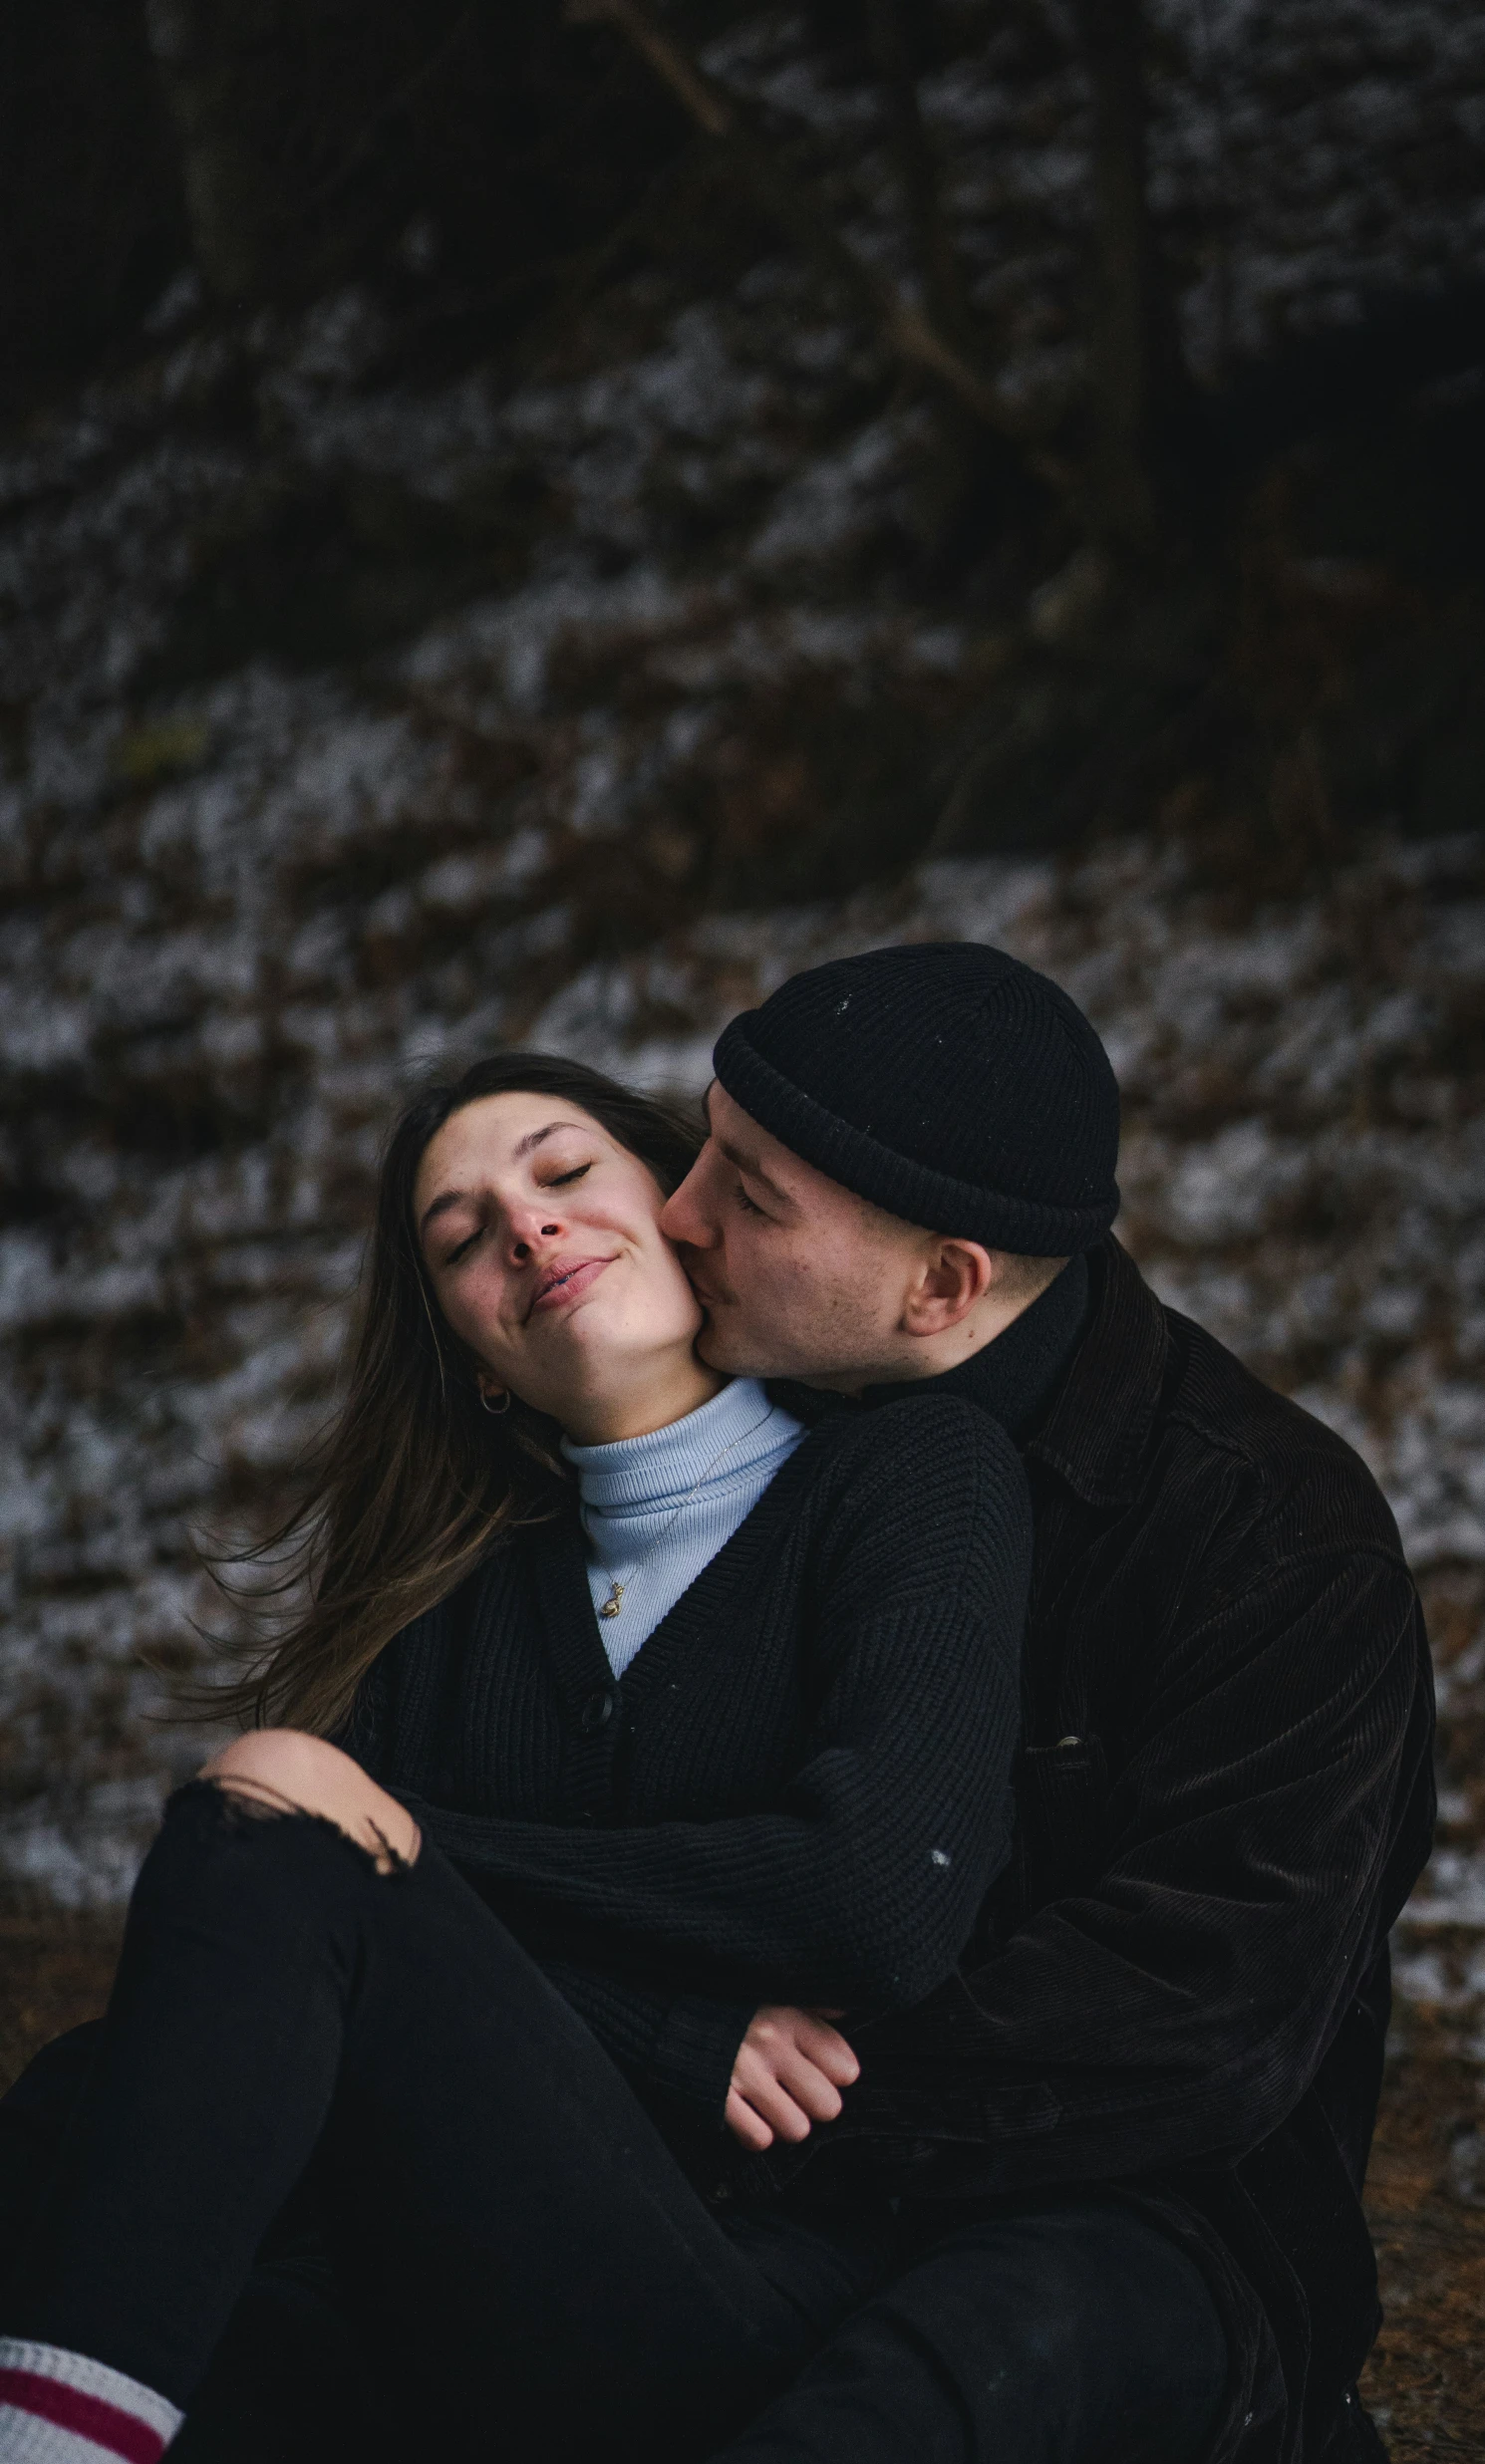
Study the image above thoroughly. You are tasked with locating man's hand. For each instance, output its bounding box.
[726,2006,860,2150]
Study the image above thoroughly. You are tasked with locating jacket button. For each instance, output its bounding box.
[581,1688,618,1734]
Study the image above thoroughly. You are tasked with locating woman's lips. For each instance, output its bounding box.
[527,1256,612,1317]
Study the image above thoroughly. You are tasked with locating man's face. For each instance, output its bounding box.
[659,1082,931,1383]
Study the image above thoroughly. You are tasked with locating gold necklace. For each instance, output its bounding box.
[580,1403,777,1621]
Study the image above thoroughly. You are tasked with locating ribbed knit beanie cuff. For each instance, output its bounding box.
[713,943,1120,1252]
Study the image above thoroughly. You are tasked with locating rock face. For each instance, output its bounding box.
[0,0,1481,1914]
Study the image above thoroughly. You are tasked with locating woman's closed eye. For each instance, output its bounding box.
[442,1162,594,1265]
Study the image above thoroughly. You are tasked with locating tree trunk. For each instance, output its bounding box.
[865,0,980,360]
[0,2,186,381]
[1068,0,1184,553]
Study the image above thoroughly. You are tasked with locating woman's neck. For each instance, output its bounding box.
[558,1354,727,1448]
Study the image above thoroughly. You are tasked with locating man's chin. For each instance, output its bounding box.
[695,1313,762,1377]
[697,1314,821,1384]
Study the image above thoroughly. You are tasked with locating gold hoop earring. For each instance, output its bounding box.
[479,1387,512,1416]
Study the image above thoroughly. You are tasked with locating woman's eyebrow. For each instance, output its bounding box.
[419,1190,467,1237]
[513,1119,587,1158]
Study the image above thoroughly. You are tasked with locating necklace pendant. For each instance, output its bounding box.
[599,1583,624,1619]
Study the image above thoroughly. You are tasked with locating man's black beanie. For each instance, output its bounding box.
[713,943,1120,1252]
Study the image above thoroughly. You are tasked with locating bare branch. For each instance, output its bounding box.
[571,0,736,139]
[566,0,1045,458]
[306,3,481,213]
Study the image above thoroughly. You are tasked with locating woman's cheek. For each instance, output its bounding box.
[444,1275,508,1362]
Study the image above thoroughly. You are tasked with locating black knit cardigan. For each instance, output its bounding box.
[348,1392,1032,2129]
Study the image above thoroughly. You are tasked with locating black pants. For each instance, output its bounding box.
[0,1783,1228,2462]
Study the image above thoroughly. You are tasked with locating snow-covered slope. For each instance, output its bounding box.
[0,3,1480,1977]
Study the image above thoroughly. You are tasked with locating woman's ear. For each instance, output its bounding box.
[900,1239,996,1336]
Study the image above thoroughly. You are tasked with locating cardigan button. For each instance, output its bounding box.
[581,1688,618,1734]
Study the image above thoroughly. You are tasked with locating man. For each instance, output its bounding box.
[656,941,1434,2464]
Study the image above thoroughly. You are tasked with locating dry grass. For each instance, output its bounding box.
[0,1908,121,2093]
[1360,2010,1485,2457]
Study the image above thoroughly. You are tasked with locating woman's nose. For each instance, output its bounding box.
[505,1210,562,1263]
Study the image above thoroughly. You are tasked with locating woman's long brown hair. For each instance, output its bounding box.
[201,1054,703,1736]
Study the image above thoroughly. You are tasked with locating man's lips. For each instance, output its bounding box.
[686,1271,735,1312]
[526,1256,612,1318]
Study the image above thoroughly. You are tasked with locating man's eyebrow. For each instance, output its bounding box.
[418,1121,588,1237]
[717,1135,791,1205]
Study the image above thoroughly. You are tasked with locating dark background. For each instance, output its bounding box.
[5,0,1484,898]
[0,10,1483,2449]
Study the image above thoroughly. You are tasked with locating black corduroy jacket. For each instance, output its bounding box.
[835,1238,1434,2464]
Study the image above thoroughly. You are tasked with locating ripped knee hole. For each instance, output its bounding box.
[202,1774,420,1878]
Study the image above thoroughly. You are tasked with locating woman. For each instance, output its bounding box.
[0,1055,1031,2464]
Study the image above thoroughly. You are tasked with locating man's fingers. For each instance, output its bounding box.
[726,2006,861,2155]
[731,2053,815,2143]
[748,2007,859,2081]
[789,2016,860,2085]
[768,2047,846,2121]
[725,2086,774,2150]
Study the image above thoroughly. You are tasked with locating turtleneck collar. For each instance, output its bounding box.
[560,1376,796,1511]
[862,1250,1091,1442]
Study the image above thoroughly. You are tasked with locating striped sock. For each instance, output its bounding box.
[0,2342,181,2462]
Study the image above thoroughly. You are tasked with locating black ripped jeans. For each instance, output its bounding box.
[0,1783,1229,2464]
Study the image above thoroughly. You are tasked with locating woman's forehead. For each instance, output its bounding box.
[417,1092,608,1190]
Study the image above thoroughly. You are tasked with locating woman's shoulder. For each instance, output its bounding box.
[787,1390,1032,1608]
[802,1386,1029,1501]
[382,1511,554,1656]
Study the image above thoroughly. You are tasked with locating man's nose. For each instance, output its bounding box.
[659,1158,716,1248]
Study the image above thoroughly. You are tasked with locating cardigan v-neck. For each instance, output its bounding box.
[561,1378,806,1676]
[515,1416,856,1820]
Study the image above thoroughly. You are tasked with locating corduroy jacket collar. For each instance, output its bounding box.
[858,1247,1085,1437]
[858,1235,1167,1507]
[1022,1236,1169,1508]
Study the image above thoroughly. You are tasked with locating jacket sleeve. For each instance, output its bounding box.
[842,1545,1430,2184]
[400,1404,1029,2025]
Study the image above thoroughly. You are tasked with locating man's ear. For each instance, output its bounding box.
[900,1239,996,1336]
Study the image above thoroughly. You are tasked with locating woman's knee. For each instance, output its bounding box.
[200,1732,421,1874]
[203,1729,348,1802]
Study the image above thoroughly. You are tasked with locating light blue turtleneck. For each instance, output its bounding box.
[561,1378,807,1678]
